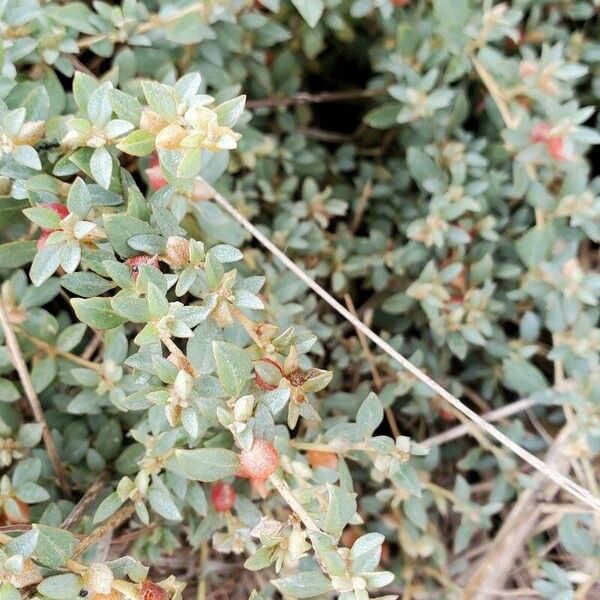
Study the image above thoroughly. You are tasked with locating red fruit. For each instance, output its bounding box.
[145,156,167,191]
[211,482,237,512]
[391,0,410,5]
[37,230,51,251]
[531,122,551,143]
[439,408,456,423]
[1,499,30,525]
[546,135,569,161]
[237,439,279,480]
[249,477,269,498]
[518,60,537,77]
[46,202,70,221]
[307,450,338,469]
[125,255,159,279]
[141,581,167,600]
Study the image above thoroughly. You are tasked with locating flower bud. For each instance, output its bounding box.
[15,121,45,145]
[140,110,168,134]
[237,439,279,480]
[191,177,214,201]
[155,124,187,150]
[82,563,114,596]
[164,235,190,269]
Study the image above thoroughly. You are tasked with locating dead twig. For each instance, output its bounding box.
[344,294,400,439]
[246,87,385,110]
[72,502,136,558]
[423,396,538,447]
[463,426,572,599]
[0,299,71,498]
[61,471,109,530]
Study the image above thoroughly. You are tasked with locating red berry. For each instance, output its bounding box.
[141,581,167,600]
[391,0,410,5]
[546,135,569,161]
[46,202,69,221]
[531,122,551,143]
[307,450,338,469]
[37,230,51,251]
[1,499,30,525]
[518,60,537,77]
[145,156,167,191]
[439,408,456,423]
[211,482,237,512]
[237,439,279,480]
[249,477,269,498]
[125,255,159,280]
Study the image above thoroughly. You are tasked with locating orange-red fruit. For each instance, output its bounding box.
[141,581,168,600]
[211,482,237,512]
[439,408,456,423]
[47,202,70,220]
[237,439,279,480]
[391,0,410,6]
[0,499,30,525]
[145,154,167,191]
[307,450,338,469]
[249,477,269,498]
[125,255,159,279]
[531,122,551,143]
[37,230,51,251]
[518,60,537,77]
[546,135,568,161]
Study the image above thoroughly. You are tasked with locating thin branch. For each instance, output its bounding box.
[72,502,136,558]
[246,87,386,110]
[0,300,71,498]
[269,473,320,532]
[344,294,400,439]
[351,179,373,233]
[471,55,517,129]
[61,471,109,530]
[422,396,538,447]
[15,327,103,372]
[77,3,208,49]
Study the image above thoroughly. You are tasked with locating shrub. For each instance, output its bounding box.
[0,1,599,599]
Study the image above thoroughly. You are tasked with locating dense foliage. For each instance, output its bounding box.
[0,0,599,599]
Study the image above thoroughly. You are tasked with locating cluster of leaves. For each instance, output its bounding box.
[1,0,600,599]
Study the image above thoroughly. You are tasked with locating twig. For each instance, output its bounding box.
[15,327,103,372]
[77,3,208,49]
[344,294,400,439]
[61,472,109,530]
[72,502,136,558]
[351,179,373,233]
[269,473,320,532]
[422,396,538,447]
[82,332,103,361]
[246,87,385,109]
[463,426,572,599]
[470,55,517,129]
[0,300,71,498]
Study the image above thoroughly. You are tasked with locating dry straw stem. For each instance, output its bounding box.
[269,473,320,532]
[61,471,109,530]
[463,426,571,599]
[72,502,136,558]
[205,181,600,513]
[423,396,538,447]
[0,299,71,498]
